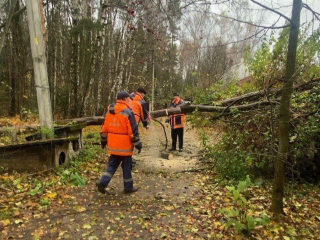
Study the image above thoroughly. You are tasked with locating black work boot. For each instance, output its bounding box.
[179,148,183,152]
[169,148,176,151]
[96,181,107,194]
[124,187,139,194]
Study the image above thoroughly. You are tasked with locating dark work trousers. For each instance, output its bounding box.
[99,155,134,191]
[171,127,184,150]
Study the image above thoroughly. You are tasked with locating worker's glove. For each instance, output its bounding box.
[142,119,148,129]
[100,132,107,149]
[135,142,142,154]
[165,118,170,127]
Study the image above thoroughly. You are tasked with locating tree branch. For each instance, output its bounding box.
[0,5,26,30]
[250,0,293,25]
[194,9,290,29]
[219,77,320,106]
[0,0,18,54]
[303,3,320,21]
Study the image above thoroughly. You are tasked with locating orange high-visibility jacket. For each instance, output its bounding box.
[170,113,185,129]
[129,92,150,127]
[171,96,184,107]
[169,97,185,129]
[101,100,141,156]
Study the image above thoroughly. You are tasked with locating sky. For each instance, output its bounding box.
[227,0,319,30]
[191,0,320,79]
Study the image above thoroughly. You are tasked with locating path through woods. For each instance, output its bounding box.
[3,120,216,239]
[2,120,320,239]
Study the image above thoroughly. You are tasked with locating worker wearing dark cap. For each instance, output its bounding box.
[130,87,150,129]
[166,93,185,152]
[97,91,142,194]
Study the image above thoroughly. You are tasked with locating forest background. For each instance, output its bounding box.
[1,0,317,118]
[1,0,320,237]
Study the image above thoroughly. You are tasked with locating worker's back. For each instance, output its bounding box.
[130,92,149,127]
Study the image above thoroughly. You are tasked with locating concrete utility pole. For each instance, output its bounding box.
[26,0,54,138]
[151,49,155,111]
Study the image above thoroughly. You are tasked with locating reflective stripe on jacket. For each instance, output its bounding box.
[130,93,149,127]
[101,100,141,156]
[170,113,185,129]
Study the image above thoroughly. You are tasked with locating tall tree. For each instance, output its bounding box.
[0,0,18,54]
[271,0,302,214]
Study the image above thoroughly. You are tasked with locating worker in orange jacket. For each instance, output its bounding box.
[130,87,150,129]
[166,93,186,152]
[97,91,142,194]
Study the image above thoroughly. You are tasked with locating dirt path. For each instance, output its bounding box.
[3,120,210,239]
[136,118,201,172]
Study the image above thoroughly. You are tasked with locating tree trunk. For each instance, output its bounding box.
[26,0,54,138]
[271,0,302,215]
[0,0,18,55]
[71,0,80,117]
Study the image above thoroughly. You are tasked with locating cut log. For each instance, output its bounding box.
[161,151,173,160]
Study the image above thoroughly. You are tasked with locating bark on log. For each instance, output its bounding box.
[150,101,279,118]
[160,151,173,160]
[57,116,105,126]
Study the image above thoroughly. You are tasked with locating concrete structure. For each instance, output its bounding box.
[0,137,79,172]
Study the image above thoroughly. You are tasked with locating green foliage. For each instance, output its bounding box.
[84,131,100,144]
[199,112,275,180]
[190,25,320,182]
[57,145,102,187]
[40,198,50,206]
[28,179,43,196]
[186,80,255,105]
[40,127,54,139]
[219,176,270,236]
[60,170,87,187]
[245,26,320,88]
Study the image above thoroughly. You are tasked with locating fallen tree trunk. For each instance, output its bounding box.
[0,77,318,134]
[219,77,320,106]
[0,101,277,134]
[57,116,105,126]
[150,100,279,118]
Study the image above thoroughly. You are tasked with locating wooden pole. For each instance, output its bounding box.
[26,0,54,138]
